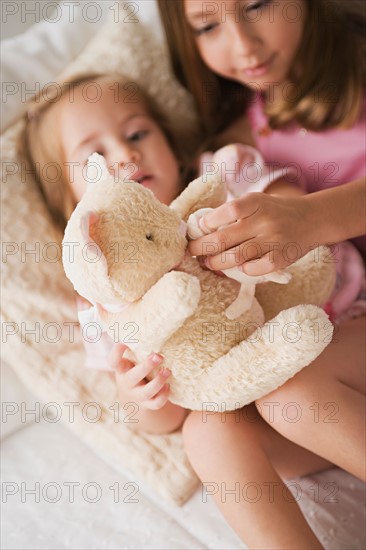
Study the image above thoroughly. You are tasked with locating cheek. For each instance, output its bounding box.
[151,136,179,175]
[69,167,87,202]
[164,153,180,193]
[151,141,180,203]
[198,40,229,76]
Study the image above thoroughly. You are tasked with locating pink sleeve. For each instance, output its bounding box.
[199,143,305,199]
[76,295,114,372]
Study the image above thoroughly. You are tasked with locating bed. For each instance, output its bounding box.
[1,2,365,548]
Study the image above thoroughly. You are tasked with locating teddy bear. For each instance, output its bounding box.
[62,153,335,411]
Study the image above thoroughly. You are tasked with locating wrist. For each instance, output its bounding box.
[128,401,189,434]
[302,192,336,248]
[302,179,366,246]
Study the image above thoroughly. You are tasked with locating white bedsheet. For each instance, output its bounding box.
[1,363,365,550]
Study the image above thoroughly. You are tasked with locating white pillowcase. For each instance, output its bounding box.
[1,0,162,133]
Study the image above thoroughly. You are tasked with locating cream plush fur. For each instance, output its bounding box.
[63,154,336,411]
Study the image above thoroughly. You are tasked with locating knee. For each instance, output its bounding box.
[182,410,221,459]
[182,406,262,471]
[255,375,317,439]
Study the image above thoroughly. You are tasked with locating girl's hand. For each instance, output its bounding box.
[109,343,171,411]
[188,193,314,276]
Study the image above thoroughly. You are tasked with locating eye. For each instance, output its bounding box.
[193,23,218,37]
[128,130,149,142]
[247,0,271,12]
[146,233,154,241]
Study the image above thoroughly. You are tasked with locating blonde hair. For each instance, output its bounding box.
[18,72,187,232]
[157,0,366,138]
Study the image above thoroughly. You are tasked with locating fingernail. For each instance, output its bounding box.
[204,256,211,268]
[151,353,163,364]
[162,368,171,377]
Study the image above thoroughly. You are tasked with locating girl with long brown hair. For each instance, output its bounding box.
[157,1,366,547]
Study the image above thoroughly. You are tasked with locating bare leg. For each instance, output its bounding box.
[256,316,366,480]
[182,406,327,549]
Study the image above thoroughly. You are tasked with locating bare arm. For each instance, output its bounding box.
[217,115,365,241]
[303,177,366,245]
[188,178,365,275]
[264,178,305,197]
[213,113,365,238]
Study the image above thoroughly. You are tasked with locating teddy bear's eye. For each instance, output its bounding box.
[146,233,154,241]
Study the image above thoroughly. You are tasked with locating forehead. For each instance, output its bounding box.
[58,80,151,152]
[61,80,148,114]
[184,0,235,18]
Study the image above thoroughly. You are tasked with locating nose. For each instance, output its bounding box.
[229,20,261,60]
[108,140,141,176]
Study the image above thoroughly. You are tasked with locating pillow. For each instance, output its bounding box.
[0,0,167,133]
[1,0,113,133]
[0,360,38,440]
[1,1,201,505]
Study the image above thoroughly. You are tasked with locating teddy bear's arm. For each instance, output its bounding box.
[97,271,201,357]
[170,174,227,221]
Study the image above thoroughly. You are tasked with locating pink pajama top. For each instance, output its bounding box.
[246,92,366,257]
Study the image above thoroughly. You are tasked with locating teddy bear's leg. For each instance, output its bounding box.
[255,247,336,321]
[196,304,333,411]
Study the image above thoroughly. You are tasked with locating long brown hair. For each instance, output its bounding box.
[158,0,366,139]
[18,72,190,232]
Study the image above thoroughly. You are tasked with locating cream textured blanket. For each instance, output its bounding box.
[1,2,201,505]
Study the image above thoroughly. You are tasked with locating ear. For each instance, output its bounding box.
[79,210,109,281]
[170,173,227,221]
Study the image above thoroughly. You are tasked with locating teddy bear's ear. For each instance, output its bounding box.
[170,173,227,221]
[83,153,112,190]
[79,210,109,281]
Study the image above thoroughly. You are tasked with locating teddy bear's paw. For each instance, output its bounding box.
[187,208,213,239]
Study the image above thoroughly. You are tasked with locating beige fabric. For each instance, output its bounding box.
[1,3,201,505]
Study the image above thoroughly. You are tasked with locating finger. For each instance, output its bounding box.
[202,194,260,232]
[188,215,257,258]
[125,353,164,388]
[108,343,132,372]
[144,383,170,410]
[136,367,171,401]
[204,240,268,271]
[240,251,283,276]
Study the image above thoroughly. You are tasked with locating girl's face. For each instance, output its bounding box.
[58,81,181,205]
[185,0,305,96]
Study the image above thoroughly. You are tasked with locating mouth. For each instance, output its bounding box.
[242,54,275,77]
[131,173,154,187]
